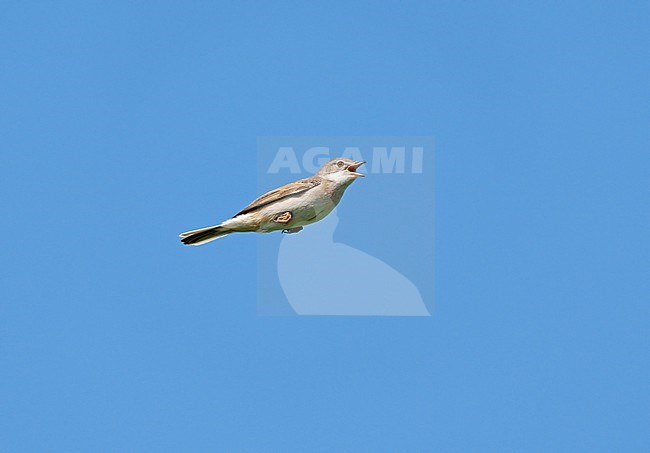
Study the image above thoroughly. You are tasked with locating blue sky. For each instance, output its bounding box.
[1,2,648,451]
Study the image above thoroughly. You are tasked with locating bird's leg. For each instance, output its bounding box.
[271,211,302,234]
[272,211,292,223]
[282,226,303,234]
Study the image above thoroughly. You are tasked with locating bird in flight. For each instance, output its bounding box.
[179,157,366,246]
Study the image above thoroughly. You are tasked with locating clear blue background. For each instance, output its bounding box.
[1,2,648,451]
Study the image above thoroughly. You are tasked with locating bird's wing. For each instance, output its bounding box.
[234,177,322,217]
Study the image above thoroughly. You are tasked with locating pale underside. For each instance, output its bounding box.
[221,176,343,233]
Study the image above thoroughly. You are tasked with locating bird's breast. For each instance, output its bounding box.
[255,187,340,231]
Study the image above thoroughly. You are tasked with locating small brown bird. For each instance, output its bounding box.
[179,157,365,246]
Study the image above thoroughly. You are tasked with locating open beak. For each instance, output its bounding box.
[347,160,366,177]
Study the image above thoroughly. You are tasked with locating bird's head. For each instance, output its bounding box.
[317,157,366,184]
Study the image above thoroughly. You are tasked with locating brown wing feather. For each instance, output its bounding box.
[233,177,322,217]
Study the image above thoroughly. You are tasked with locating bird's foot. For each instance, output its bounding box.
[282,226,303,234]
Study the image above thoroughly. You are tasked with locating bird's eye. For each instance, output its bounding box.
[336,160,345,168]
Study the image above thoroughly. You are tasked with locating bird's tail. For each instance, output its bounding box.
[179,224,232,246]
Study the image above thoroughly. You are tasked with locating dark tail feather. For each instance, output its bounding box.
[179,225,230,246]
